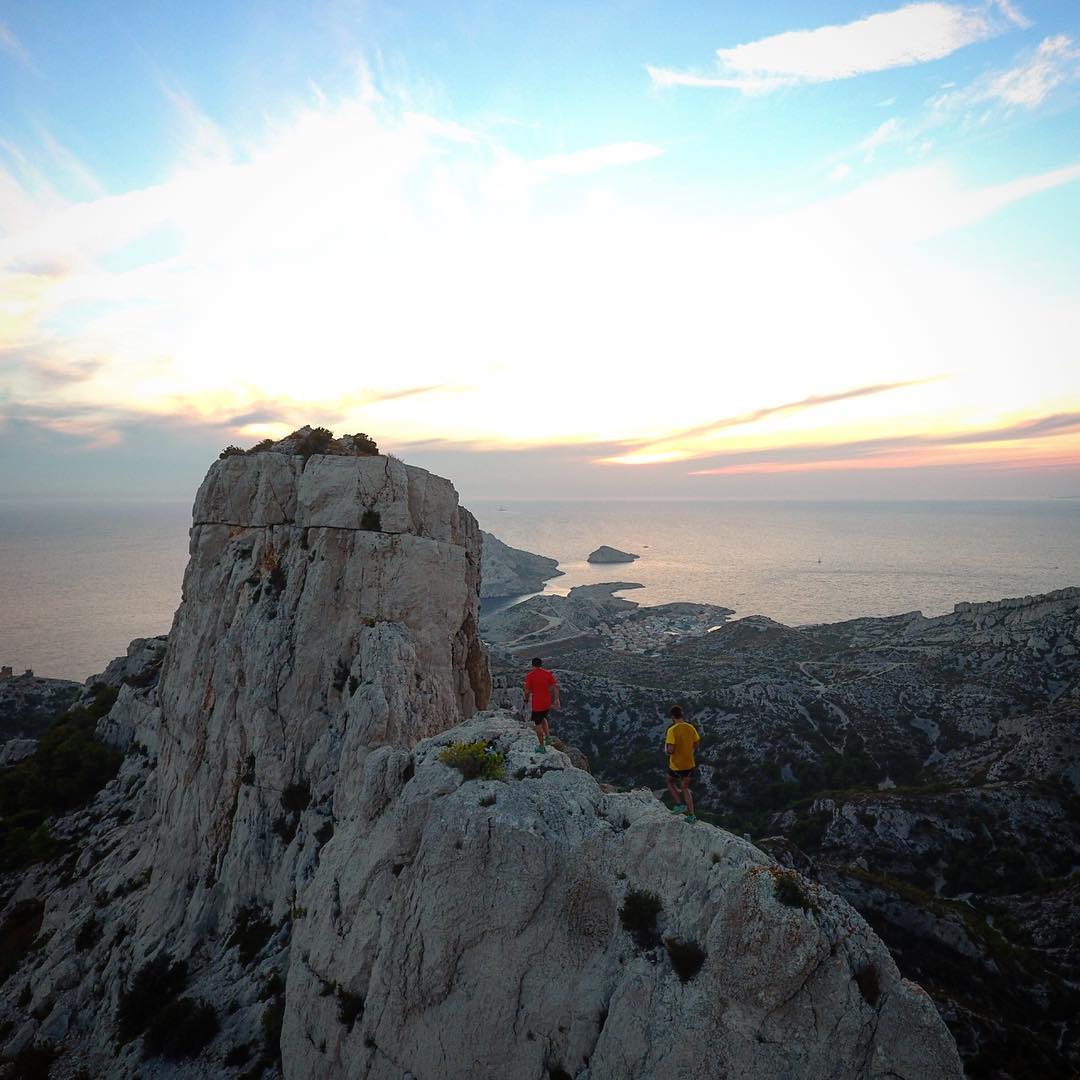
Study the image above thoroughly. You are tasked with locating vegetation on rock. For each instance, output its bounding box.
[438,740,506,782]
[0,683,120,872]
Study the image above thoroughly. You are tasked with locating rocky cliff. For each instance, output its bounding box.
[479,530,562,598]
[0,438,961,1079]
[496,585,1080,1076]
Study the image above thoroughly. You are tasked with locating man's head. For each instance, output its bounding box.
[531,657,543,668]
[669,705,683,720]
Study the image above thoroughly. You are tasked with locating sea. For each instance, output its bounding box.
[1,498,1077,681]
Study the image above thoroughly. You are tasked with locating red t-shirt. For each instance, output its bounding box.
[524,668,557,711]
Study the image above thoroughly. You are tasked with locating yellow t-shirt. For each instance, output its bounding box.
[665,721,700,771]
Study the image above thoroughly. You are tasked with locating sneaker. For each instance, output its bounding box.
[670,805,686,814]
[684,814,698,823]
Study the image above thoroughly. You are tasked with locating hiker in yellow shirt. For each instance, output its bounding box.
[664,705,700,822]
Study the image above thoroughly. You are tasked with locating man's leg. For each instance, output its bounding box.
[681,778,695,819]
[666,773,685,811]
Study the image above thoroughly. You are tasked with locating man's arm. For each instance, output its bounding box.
[551,674,561,710]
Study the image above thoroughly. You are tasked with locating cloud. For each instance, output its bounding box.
[828,162,853,182]
[930,34,1080,110]
[860,118,902,160]
[530,142,664,178]
[0,20,32,70]
[688,412,1080,475]
[599,378,943,464]
[648,2,1024,95]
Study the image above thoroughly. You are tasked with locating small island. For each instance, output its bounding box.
[587,545,639,564]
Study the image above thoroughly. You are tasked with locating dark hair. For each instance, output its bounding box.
[531,657,543,668]
[669,705,683,719]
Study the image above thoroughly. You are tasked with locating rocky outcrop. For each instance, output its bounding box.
[587,545,639,564]
[0,673,81,740]
[479,531,562,597]
[283,714,961,1080]
[0,435,964,1079]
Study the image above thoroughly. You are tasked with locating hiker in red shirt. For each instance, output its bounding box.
[523,657,560,753]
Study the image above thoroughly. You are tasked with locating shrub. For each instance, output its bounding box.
[478,793,496,808]
[142,997,219,1060]
[224,1042,254,1067]
[6,1042,57,1080]
[116,953,188,1043]
[248,439,274,453]
[437,741,506,782]
[665,938,706,982]
[0,684,121,873]
[298,427,334,461]
[352,432,378,454]
[271,816,297,844]
[228,905,274,966]
[219,445,245,459]
[261,995,284,1056]
[280,781,310,814]
[773,870,814,912]
[336,985,364,1032]
[0,898,44,985]
[619,889,662,949]
[74,916,100,953]
[359,508,382,531]
[855,963,881,1006]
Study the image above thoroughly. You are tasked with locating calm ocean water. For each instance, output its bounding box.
[1,498,1077,681]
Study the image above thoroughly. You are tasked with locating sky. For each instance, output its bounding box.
[0,0,1078,500]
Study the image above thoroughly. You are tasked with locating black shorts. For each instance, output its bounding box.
[531,710,550,725]
[668,767,694,781]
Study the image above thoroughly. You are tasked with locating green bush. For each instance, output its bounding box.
[773,870,814,912]
[0,899,44,986]
[665,937,706,982]
[228,905,274,966]
[74,916,99,953]
[437,741,506,782]
[336,985,364,1032]
[855,963,881,1005]
[298,427,334,460]
[261,995,284,1056]
[351,432,378,454]
[619,889,662,949]
[117,953,189,1043]
[0,684,121,873]
[219,445,245,459]
[359,508,382,531]
[142,997,219,1060]
[4,1041,57,1080]
[280,781,310,814]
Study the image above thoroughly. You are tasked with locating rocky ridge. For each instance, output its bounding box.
[0,436,961,1079]
[479,530,562,598]
[488,584,1080,1077]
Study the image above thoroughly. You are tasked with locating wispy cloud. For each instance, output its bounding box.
[688,412,1080,475]
[0,20,33,71]
[599,378,943,464]
[930,33,1080,111]
[530,142,664,178]
[648,2,1026,95]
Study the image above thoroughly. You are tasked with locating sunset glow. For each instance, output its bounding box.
[1,1,1078,497]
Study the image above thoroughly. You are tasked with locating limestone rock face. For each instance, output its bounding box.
[588,545,639,564]
[283,714,962,1080]
[146,448,490,940]
[0,440,964,1079]
[479,530,562,597]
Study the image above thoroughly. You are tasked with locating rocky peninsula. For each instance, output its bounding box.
[479,530,562,597]
[0,431,961,1079]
